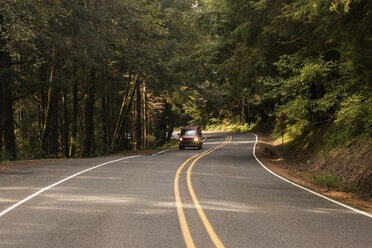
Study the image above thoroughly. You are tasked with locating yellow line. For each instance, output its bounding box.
[187,136,232,248]
[174,137,230,248]
[175,147,217,248]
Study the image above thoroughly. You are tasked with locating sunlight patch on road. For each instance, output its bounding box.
[0,186,42,191]
[306,208,353,215]
[0,198,18,203]
[30,205,107,213]
[191,172,251,180]
[204,164,242,169]
[40,193,136,205]
[197,200,260,213]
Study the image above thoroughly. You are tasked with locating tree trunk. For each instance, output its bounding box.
[0,14,16,159]
[156,99,169,145]
[106,94,112,150]
[0,76,3,152]
[48,85,59,155]
[70,76,78,157]
[83,87,95,157]
[0,53,16,159]
[165,100,174,142]
[136,83,142,149]
[142,83,147,148]
[131,101,136,151]
[63,92,69,158]
[110,72,133,149]
[102,61,109,152]
[117,80,138,148]
[111,75,139,151]
[1,78,16,159]
[83,71,95,157]
[102,93,108,152]
[41,67,59,156]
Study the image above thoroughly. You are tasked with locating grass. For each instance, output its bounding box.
[311,174,344,189]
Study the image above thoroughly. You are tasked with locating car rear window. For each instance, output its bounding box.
[181,129,197,136]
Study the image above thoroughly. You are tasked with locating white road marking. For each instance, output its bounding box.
[0,155,140,217]
[152,149,175,157]
[251,133,372,218]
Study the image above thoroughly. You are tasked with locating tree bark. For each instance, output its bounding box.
[165,101,174,142]
[0,75,3,152]
[106,94,112,150]
[1,77,16,159]
[0,50,16,159]
[41,67,59,155]
[63,92,69,158]
[69,74,78,157]
[136,83,142,149]
[1,66,16,159]
[110,72,133,149]
[131,99,136,151]
[111,74,139,151]
[0,14,16,159]
[117,80,138,148]
[142,83,147,148]
[101,93,108,152]
[48,85,59,155]
[83,71,95,157]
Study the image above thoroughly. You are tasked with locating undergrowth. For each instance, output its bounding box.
[269,119,372,199]
[311,174,343,189]
[205,122,252,132]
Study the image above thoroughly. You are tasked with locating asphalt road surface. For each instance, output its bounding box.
[0,133,371,248]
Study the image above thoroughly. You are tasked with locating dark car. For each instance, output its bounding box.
[178,126,203,150]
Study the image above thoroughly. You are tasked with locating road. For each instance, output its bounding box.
[0,133,371,248]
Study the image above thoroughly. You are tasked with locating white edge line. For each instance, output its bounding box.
[0,155,141,217]
[250,133,372,218]
[152,148,177,157]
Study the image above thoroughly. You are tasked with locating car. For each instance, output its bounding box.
[178,126,203,150]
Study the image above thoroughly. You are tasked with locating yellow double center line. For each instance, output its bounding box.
[174,136,232,248]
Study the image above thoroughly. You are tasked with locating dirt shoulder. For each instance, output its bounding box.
[0,149,163,174]
[255,133,372,214]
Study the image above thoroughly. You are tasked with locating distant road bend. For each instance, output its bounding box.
[0,133,371,248]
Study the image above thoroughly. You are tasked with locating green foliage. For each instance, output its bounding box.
[312,174,343,189]
[0,0,200,160]
[1,0,371,160]
[334,94,372,137]
[206,121,251,132]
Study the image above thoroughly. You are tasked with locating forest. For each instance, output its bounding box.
[0,0,371,162]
